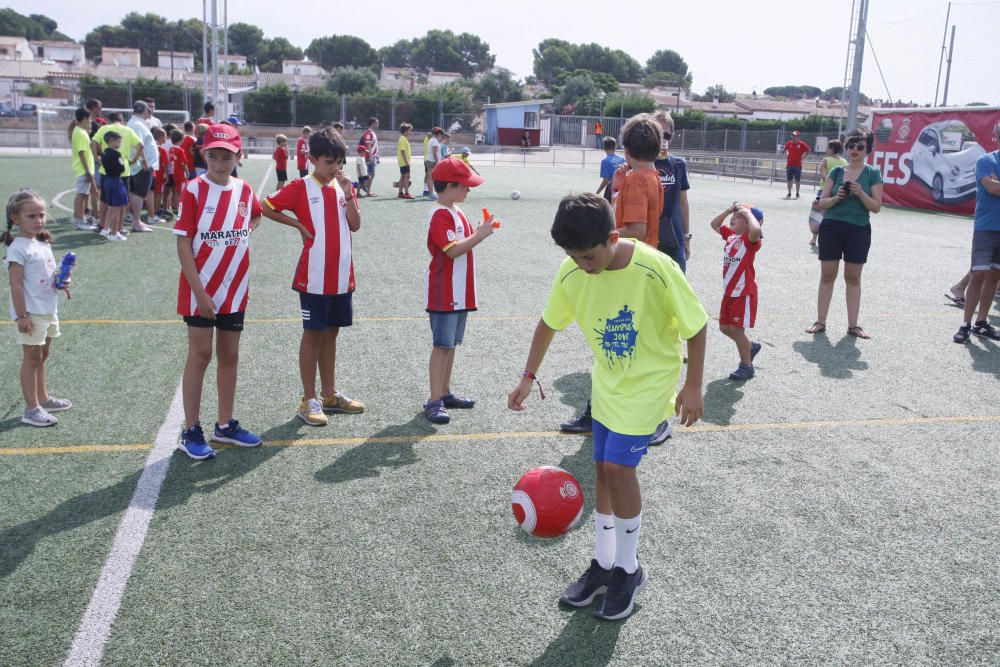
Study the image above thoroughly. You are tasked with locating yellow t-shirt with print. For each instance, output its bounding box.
[91,123,141,175]
[542,241,708,435]
[71,126,94,177]
[398,135,411,167]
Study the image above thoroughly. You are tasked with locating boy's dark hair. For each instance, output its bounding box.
[551,193,615,250]
[151,126,166,140]
[163,122,178,134]
[400,122,412,134]
[368,117,378,127]
[104,130,121,142]
[308,127,347,161]
[432,127,443,136]
[85,98,102,112]
[106,111,123,123]
[828,139,843,155]
[845,127,873,153]
[602,136,617,151]
[169,129,184,144]
[332,121,344,131]
[620,113,662,161]
[204,101,215,114]
[433,180,458,194]
[183,120,194,131]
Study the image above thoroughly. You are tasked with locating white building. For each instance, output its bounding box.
[219,54,247,69]
[157,51,195,71]
[101,47,141,67]
[282,59,323,77]
[0,36,32,61]
[29,41,85,66]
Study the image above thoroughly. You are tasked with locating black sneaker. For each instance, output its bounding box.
[559,559,612,607]
[972,320,1000,341]
[560,401,592,433]
[594,565,647,621]
[648,420,672,446]
[954,323,972,343]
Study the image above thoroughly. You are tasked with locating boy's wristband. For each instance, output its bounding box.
[522,371,545,400]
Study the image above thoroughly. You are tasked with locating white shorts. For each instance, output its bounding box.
[75,175,92,195]
[14,313,60,346]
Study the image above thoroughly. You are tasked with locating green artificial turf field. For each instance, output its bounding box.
[1,154,998,665]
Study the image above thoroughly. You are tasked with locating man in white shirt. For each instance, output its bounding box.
[127,101,158,232]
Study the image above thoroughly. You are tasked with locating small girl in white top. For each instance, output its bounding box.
[3,189,72,426]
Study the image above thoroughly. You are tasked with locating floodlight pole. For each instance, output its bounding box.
[210,0,219,114]
[223,0,229,119]
[202,0,208,104]
[942,26,956,107]
[933,2,951,107]
[846,0,869,132]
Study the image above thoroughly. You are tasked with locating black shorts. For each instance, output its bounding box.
[183,311,245,331]
[399,166,410,175]
[818,219,871,264]
[786,165,803,181]
[298,168,309,178]
[299,291,353,330]
[129,169,152,197]
[276,169,288,182]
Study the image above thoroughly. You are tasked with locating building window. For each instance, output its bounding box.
[0,48,8,55]
[37,46,44,57]
[524,111,538,129]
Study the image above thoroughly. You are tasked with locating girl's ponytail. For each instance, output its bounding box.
[4,188,47,246]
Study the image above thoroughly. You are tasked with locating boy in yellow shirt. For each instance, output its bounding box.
[397,122,413,199]
[508,192,707,621]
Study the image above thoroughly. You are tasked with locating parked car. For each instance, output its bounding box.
[16,103,38,118]
[910,120,985,203]
[0,102,15,117]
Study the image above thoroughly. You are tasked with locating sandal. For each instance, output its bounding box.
[945,293,965,306]
[847,326,871,339]
[805,321,826,334]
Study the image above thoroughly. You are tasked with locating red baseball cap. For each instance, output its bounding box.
[792,130,801,136]
[431,156,483,187]
[203,123,242,153]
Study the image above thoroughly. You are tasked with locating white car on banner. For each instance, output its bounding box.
[910,120,985,203]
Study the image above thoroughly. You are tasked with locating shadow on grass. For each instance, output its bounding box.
[50,227,111,252]
[527,604,628,666]
[313,414,432,484]
[963,339,1000,378]
[792,333,868,379]
[0,442,282,579]
[703,377,745,425]
[552,371,591,417]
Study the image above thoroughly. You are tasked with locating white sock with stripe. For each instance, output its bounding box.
[594,512,615,570]
[613,513,641,574]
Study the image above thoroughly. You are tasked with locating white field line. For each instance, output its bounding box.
[52,189,74,213]
[63,165,275,666]
[62,384,183,667]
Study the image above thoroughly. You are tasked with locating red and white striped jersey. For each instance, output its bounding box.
[426,205,477,312]
[173,176,261,316]
[264,176,355,295]
[719,225,761,298]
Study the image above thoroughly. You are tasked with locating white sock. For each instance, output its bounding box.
[613,513,641,574]
[594,512,615,570]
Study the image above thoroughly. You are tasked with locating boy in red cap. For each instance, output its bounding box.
[173,123,263,459]
[783,130,811,199]
[423,157,496,423]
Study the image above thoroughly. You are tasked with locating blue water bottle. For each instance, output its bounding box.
[54,251,75,289]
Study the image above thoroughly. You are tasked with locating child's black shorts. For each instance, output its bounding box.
[276,169,288,181]
[183,311,245,331]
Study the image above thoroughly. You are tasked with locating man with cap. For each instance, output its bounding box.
[782,130,811,199]
[127,100,158,232]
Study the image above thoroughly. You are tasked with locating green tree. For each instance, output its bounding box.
[532,40,574,84]
[471,68,523,103]
[764,85,823,99]
[532,39,643,85]
[257,37,303,73]
[409,30,493,77]
[646,50,688,77]
[377,39,414,67]
[0,9,71,41]
[821,86,871,105]
[25,82,52,97]
[326,66,378,95]
[554,73,600,114]
[603,91,655,118]
[226,23,263,59]
[694,84,735,103]
[306,35,377,71]
[556,69,619,95]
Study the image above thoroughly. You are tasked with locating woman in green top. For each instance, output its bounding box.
[806,128,883,339]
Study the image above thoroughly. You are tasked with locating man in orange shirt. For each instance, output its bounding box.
[594,120,604,149]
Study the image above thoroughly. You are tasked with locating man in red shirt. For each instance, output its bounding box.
[783,130,811,199]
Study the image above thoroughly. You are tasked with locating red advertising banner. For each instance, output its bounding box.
[869,107,1000,216]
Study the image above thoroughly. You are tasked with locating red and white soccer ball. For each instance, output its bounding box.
[511,466,585,538]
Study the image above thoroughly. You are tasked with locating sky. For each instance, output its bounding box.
[8,0,1000,106]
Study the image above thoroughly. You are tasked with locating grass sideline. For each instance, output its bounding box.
[1,155,999,665]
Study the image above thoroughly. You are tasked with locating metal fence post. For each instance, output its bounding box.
[724,129,728,152]
[340,95,346,123]
[438,101,444,129]
[390,95,396,129]
[127,82,133,107]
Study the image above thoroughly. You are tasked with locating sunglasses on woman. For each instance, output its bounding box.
[846,141,865,150]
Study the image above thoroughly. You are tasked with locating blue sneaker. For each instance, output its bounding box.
[750,341,762,362]
[442,392,475,409]
[728,363,755,381]
[178,423,215,460]
[211,419,262,447]
[423,399,450,424]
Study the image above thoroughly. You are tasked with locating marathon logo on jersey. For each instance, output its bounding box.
[200,228,249,248]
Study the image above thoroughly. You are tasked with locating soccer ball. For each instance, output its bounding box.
[511,190,521,200]
[511,466,585,538]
